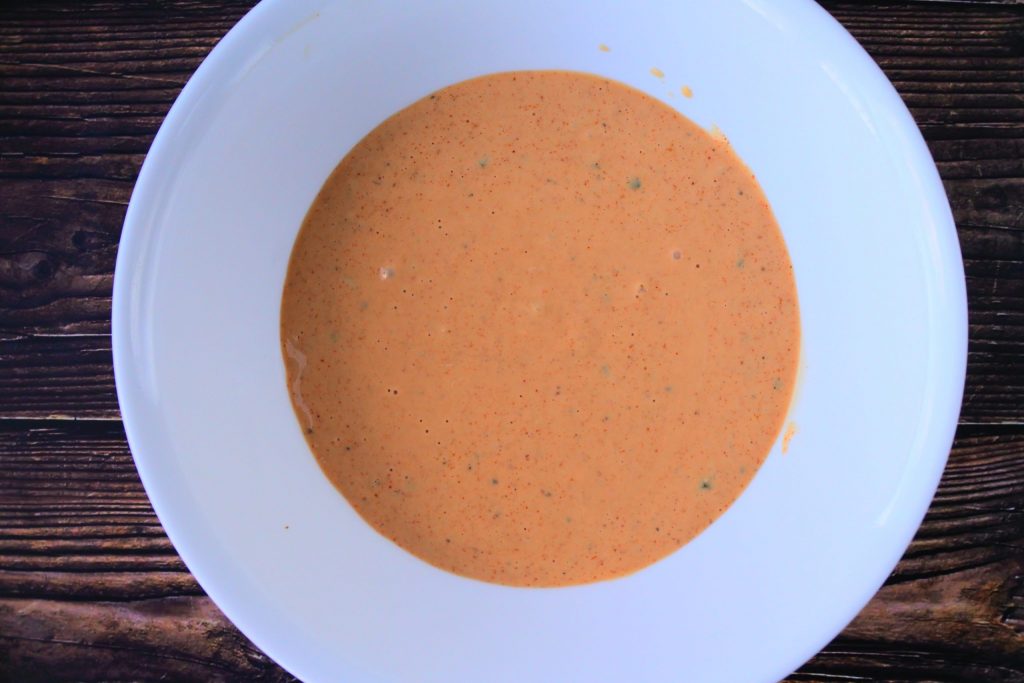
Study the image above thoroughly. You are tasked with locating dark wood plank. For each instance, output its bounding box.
[0,420,195,600]
[0,335,117,418]
[0,220,1016,421]
[0,420,1020,680]
[0,0,1022,681]
[0,596,296,683]
[791,440,1024,682]
[1,2,1023,423]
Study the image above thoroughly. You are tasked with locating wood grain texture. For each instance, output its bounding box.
[794,430,1024,682]
[0,597,294,683]
[0,422,1020,681]
[1,2,1022,423]
[1,0,1023,681]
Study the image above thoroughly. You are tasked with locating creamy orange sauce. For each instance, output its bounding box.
[281,71,799,587]
[782,422,798,454]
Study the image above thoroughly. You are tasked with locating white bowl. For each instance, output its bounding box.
[112,1,967,681]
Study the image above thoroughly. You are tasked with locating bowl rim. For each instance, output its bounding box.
[112,0,968,680]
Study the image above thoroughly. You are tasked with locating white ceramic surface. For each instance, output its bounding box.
[112,1,967,681]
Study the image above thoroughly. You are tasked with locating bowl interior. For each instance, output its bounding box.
[113,1,966,681]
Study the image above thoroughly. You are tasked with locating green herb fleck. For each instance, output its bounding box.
[700,478,713,491]
[772,377,783,390]
[736,258,746,269]
[477,156,489,168]
[628,176,642,190]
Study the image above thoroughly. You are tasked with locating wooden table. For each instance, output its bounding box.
[2,1,1022,680]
